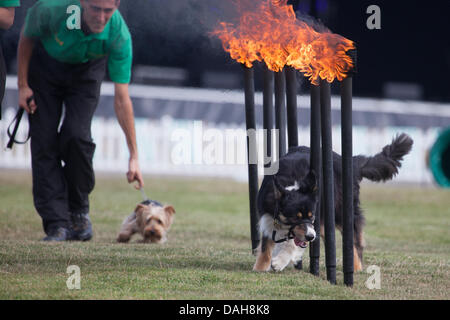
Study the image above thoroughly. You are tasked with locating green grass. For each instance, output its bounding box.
[0,169,449,299]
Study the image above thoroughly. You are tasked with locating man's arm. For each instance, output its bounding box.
[114,82,144,189]
[0,7,15,29]
[17,32,37,113]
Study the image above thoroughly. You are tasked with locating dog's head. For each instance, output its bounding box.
[135,203,175,243]
[273,170,318,248]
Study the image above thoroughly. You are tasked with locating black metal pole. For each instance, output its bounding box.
[285,66,298,149]
[275,69,287,158]
[341,75,354,286]
[263,67,274,173]
[309,83,321,276]
[320,79,336,285]
[243,65,259,254]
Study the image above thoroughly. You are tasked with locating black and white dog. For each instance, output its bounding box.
[253,133,413,272]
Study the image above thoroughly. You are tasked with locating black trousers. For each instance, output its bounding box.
[28,42,106,234]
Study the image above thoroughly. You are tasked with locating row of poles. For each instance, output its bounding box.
[243,51,356,286]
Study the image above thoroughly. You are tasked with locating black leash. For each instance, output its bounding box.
[5,96,33,150]
[139,187,163,207]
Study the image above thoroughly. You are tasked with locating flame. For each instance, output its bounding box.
[212,0,355,84]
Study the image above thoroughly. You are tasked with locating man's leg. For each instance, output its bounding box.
[59,58,106,240]
[59,103,97,219]
[28,78,69,236]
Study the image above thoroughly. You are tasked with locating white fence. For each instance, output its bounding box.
[1,77,449,184]
[0,106,443,185]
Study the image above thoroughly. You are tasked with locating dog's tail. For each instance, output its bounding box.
[355,133,413,182]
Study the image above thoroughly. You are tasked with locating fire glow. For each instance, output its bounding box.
[212,0,355,84]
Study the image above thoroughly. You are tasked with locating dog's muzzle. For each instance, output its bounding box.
[272,219,315,247]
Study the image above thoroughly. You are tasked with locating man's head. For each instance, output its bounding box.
[79,0,120,34]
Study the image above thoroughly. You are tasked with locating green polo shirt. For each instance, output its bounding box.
[23,0,132,83]
[0,0,20,7]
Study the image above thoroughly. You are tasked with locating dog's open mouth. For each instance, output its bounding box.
[294,237,308,248]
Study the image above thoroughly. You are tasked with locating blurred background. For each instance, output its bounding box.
[1,0,450,187]
[2,0,449,99]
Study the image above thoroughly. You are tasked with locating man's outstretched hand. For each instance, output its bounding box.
[127,157,144,189]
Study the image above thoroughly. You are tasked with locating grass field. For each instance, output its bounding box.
[0,169,449,300]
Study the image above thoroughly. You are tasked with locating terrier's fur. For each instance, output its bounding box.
[253,133,413,272]
[117,200,175,244]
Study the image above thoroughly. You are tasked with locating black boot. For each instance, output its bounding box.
[71,213,93,241]
[42,227,74,242]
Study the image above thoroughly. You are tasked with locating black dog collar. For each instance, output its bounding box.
[272,226,295,243]
[141,199,163,207]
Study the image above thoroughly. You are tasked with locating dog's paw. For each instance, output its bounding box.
[271,256,290,272]
[253,264,271,272]
[294,260,303,270]
[253,252,272,272]
[354,260,363,272]
[117,233,131,243]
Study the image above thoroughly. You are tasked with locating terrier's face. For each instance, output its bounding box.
[135,203,175,243]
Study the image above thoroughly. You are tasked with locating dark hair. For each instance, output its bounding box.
[85,0,120,5]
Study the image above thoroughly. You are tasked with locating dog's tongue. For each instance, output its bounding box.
[294,237,307,248]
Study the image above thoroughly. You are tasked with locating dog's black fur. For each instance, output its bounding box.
[255,133,413,271]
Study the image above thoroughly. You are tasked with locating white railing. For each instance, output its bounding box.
[0,107,441,184]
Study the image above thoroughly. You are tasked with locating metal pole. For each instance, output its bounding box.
[309,83,321,276]
[275,69,287,158]
[243,65,259,254]
[263,67,274,173]
[341,77,354,287]
[320,79,336,285]
[285,66,299,149]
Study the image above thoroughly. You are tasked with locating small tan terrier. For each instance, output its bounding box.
[117,200,175,244]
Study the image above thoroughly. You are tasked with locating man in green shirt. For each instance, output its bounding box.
[17,0,144,241]
[0,0,20,119]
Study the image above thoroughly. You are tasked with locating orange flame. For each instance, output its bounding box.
[212,0,355,84]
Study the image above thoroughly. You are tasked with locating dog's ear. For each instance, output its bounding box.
[135,204,147,227]
[272,175,285,200]
[135,204,147,216]
[299,170,318,194]
[163,205,175,227]
[164,205,175,216]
